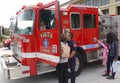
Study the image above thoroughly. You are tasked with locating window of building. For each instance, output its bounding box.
[83,14,96,28]
[71,13,80,29]
[94,0,101,7]
[102,9,109,14]
[101,0,109,5]
[117,6,120,15]
[80,2,86,5]
[87,0,94,6]
[116,0,120,2]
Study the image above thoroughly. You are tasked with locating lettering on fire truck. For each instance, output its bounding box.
[40,32,53,39]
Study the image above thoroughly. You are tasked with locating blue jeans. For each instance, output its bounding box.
[106,56,116,77]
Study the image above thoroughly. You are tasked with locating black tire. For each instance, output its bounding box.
[67,52,84,78]
[8,43,11,49]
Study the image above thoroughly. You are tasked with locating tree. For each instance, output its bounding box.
[0,26,10,42]
[1,26,10,36]
[0,26,1,35]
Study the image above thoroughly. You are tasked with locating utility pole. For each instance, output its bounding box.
[1,26,4,35]
[0,26,1,35]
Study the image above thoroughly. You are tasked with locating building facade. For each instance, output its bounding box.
[61,0,120,15]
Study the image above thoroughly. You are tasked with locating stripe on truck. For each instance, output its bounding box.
[81,44,99,49]
[21,52,60,63]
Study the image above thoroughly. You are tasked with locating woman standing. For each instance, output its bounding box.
[103,32,119,79]
[56,34,69,83]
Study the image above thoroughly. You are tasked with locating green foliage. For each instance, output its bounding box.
[3,27,10,36]
[0,35,3,42]
[0,26,10,43]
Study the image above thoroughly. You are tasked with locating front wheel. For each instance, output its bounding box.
[67,52,84,78]
[8,43,11,49]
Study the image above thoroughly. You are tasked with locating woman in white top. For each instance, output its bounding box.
[56,34,69,83]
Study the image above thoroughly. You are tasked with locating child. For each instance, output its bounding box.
[97,40,108,66]
[95,38,108,74]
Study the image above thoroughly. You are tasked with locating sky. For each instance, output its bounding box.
[0,0,69,28]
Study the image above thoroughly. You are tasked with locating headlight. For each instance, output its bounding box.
[5,58,10,64]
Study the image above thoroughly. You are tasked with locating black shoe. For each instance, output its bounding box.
[102,73,109,76]
[106,76,115,79]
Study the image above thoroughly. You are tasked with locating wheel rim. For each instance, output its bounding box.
[75,57,80,72]
[68,56,80,72]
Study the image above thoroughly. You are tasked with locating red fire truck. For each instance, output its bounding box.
[1,0,120,79]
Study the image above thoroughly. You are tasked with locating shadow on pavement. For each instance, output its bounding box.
[0,71,57,83]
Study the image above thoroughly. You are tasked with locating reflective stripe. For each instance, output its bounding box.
[37,53,60,63]
[81,44,99,49]
[22,53,37,58]
[21,52,60,63]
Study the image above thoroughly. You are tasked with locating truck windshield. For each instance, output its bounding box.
[15,9,35,35]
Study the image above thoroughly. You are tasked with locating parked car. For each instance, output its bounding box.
[3,38,11,49]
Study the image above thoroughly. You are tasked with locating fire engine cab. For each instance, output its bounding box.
[1,0,120,79]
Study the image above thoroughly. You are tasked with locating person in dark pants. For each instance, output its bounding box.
[56,63,68,83]
[65,32,77,83]
[56,34,68,83]
[102,32,119,79]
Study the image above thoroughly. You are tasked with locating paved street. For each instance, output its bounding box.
[0,47,12,57]
[0,47,120,83]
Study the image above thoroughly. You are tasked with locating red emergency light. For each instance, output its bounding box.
[22,5,27,10]
[16,5,27,15]
[36,2,43,7]
[16,10,21,15]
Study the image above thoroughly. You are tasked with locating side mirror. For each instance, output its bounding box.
[9,16,15,33]
[9,22,15,33]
